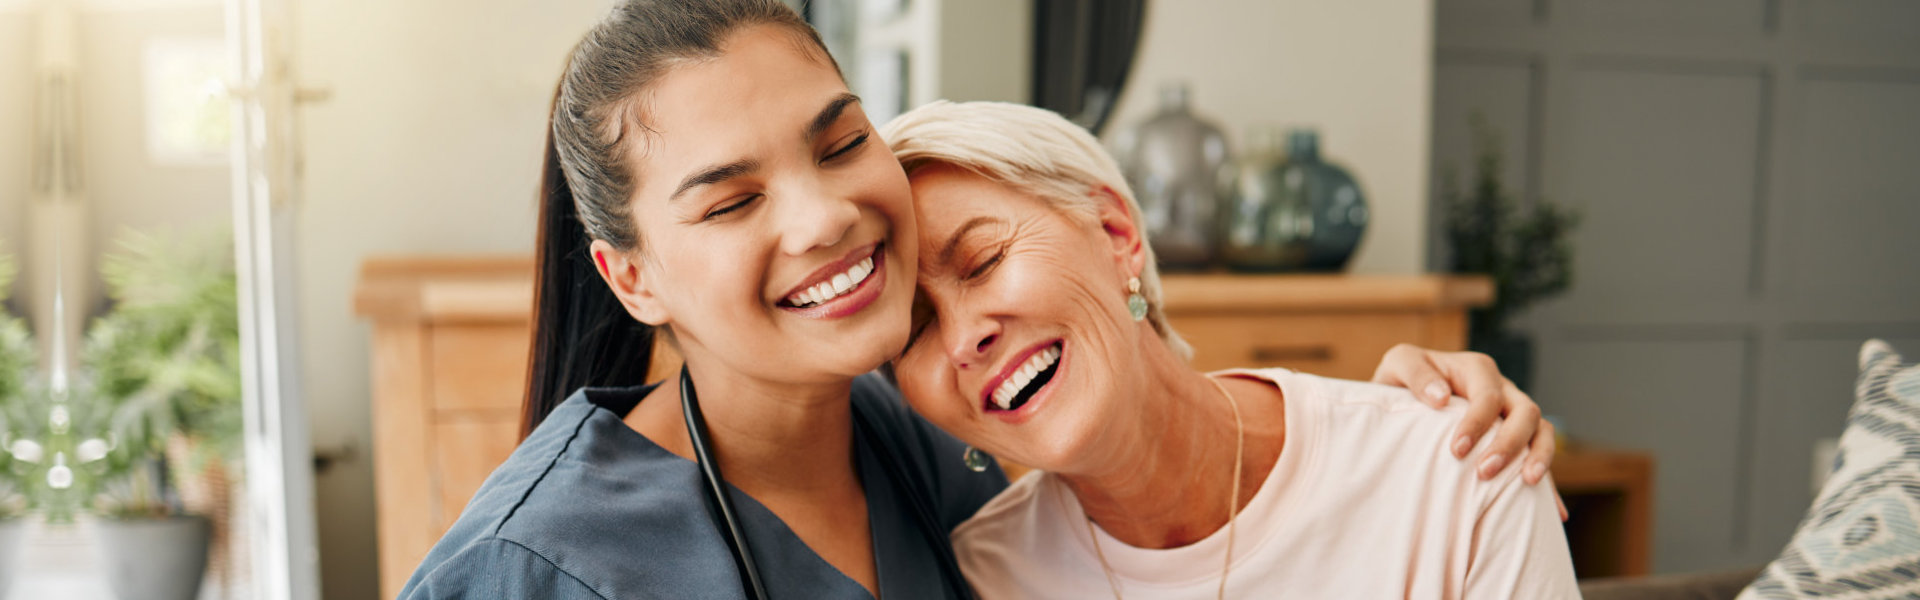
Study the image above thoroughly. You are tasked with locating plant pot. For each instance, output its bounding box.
[0,518,21,597]
[93,514,210,600]
[1469,331,1535,394]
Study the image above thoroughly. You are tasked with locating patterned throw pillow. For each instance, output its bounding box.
[1741,339,1920,598]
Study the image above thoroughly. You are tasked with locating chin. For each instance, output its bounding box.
[1000,428,1092,474]
[998,383,1115,473]
[830,313,913,378]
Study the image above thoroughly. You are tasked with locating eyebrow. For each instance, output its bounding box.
[938,217,1002,267]
[807,93,862,143]
[670,159,759,201]
[667,93,863,202]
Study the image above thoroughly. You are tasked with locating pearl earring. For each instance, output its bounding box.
[1126,277,1147,322]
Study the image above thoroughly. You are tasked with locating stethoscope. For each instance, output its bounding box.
[679,365,977,600]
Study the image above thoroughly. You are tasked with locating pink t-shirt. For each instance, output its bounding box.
[951,368,1581,599]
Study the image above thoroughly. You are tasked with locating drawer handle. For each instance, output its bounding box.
[1251,345,1333,363]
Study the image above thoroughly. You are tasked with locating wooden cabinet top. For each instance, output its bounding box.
[352,256,1493,323]
[354,256,536,324]
[1157,273,1492,314]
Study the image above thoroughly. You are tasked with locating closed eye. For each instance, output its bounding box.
[965,248,1005,280]
[703,194,760,220]
[823,132,870,162]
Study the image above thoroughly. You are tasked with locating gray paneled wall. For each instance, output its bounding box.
[1432,0,1920,575]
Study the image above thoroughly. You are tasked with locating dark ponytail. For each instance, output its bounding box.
[521,0,835,435]
[522,115,656,437]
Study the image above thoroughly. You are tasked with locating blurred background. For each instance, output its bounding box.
[0,0,1914,598]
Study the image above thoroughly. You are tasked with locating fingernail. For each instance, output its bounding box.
[1425,382,1449,402]
[1452,435,1472,458]
[1525,462,1546,483]
[1478,453,1507,479]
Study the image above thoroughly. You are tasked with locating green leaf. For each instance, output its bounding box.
[1440,112,1581,336]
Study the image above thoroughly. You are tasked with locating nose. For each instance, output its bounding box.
[944,313,1001,371]
[776,187,861,256]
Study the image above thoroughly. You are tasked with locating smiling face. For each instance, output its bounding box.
[595,25,916,386]
[893,164,1156,472]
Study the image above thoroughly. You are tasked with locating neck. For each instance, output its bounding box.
[1057,345,1284,549]
[629,356,861,496]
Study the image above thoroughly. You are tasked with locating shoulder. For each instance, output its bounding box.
[850,373,1010,529]
[1243,369,1531,512]
[408,386,734,599]
[950,470,1050,547]
[1263,369,1482,455]
[427,391,604,545]
[950,471,1069,578]
[400,537,609,600]
[398,394,628,600]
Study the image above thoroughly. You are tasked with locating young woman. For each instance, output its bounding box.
[398,2,1552,598]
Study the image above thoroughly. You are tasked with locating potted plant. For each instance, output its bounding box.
[1440,115,1579,392]
[77,229,241,600]
[0,246,37,597]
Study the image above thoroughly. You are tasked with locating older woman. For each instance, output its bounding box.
[884,102,1579,598]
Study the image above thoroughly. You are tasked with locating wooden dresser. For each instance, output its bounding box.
[354,257,1491,596]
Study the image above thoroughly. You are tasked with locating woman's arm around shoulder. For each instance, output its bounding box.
[399,537,608,600]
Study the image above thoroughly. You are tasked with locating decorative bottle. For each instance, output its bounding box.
[1111,83,1232,270]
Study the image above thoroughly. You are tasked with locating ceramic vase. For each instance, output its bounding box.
[1220,128,1369,272]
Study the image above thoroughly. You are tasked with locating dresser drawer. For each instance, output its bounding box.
[1169,312,1435,379]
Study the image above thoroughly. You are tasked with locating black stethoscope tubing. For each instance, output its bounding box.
[679,365,977,600]
[681,366,773,600]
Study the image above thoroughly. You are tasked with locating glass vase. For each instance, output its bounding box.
[1111,83,1232,270]
[1219,128,1369,272]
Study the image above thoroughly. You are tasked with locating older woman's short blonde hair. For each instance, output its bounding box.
[881,100,1192,360]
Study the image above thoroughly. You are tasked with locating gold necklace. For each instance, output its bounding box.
[1086,374,1245,600]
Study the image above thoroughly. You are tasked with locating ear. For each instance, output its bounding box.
[1089,185,1148,281]
[590,239,672,326]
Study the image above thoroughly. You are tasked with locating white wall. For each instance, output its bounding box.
[79,5,231,275]
[0,12,32,304]
[1104,0,1435,274]
[291,1,608,597]
[1,2,229,355]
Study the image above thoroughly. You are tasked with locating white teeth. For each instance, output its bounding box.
[990,344,1062,410]
[784,254,878,308]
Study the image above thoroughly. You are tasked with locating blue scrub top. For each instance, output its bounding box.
[398,374,1008,599]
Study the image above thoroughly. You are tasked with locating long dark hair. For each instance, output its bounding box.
[522,0,835,436]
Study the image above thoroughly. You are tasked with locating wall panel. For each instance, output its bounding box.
[1536,338,1752,572]
[1800,1,1920,52]
[1436,0,1537,30]
[1783,76,1920,319]
[1557,67,1765,320]
[1436,0,1920,575]
[1430,56,1536,267]
[1561,0,1770,35]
